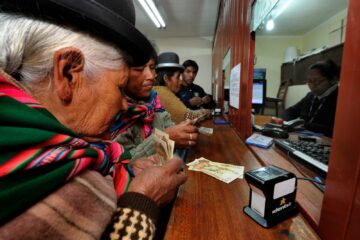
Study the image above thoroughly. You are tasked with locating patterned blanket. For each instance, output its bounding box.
[0,170,117,239]
[0,70,130,224]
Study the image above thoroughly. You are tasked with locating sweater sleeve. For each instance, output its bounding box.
[153,111,175,129]
[103,192,160,240]
[162,111,175,128]
[154,86,210,124]
[129,136,155,161]
[153,86,187,124]
[114,124,156,161]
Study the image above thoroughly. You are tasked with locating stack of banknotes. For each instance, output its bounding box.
[187,157,244,183]
[153,128,175,165]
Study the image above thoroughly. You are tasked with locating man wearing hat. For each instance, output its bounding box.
[0,0,186,239]
[178,59,215,110]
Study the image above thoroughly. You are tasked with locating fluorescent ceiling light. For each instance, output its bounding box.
[263,0,292,32]
[138,0,166,28]
[273,0,293,20]
[266,19,274,31]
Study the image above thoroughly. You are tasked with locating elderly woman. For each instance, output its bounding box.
[153,52,211,124]
[281,60,340,137]
[0,1,186,239]
[111,52,199,161]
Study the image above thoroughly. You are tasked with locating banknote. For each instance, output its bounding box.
[153,128,174,165]
[187,157,244,183]
[191,112,209,124]
[198,127,213,135]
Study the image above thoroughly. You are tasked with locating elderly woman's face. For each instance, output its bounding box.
[306,69,332,96]
[126,58,156,99]
[38,48,130,141]
[73,66,129,139]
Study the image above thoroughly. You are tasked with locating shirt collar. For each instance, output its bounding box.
[317,82,338,99]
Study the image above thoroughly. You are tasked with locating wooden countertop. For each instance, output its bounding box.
[251,114,325,229]
[164,120,319,239]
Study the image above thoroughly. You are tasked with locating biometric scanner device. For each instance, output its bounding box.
[243,165,298,228]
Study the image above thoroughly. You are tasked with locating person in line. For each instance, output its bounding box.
[153,52,211,124]
[0,1,186,239]
[177,59,216,110]
[281,59,340,137]
[112,52,199,161]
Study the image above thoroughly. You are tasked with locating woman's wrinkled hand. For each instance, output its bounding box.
[129,155,160,175]
[127,157,187,206]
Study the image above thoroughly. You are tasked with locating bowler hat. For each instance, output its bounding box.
[156,52,184,71]
[0,0,154,66]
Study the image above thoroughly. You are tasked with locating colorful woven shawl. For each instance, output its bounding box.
[0,72,131,224]
[110,90,165,139]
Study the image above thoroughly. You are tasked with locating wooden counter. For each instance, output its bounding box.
[251,115,325,229]
[164,120,319,239]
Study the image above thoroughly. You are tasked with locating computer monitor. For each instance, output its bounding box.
[252,79,266,105]
[253,68,266,80]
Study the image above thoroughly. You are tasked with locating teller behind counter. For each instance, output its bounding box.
[280,60,340,138]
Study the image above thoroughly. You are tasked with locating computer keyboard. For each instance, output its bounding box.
[274,139,330,176]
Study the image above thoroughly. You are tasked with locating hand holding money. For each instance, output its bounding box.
[130,155,160,175]
[165,120,198,147]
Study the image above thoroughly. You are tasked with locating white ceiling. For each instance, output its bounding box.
[134,0,220,39]
[134,0,348,40]
[256,0,348,36]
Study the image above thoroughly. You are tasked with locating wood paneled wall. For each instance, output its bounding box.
[212,0,255,140]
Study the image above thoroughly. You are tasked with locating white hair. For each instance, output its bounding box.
[0,13,127,87]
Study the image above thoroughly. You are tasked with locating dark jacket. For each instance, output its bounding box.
[177,83,215,110]
[282,87,338,137]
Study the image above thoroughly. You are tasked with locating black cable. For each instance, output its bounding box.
[286,152,325,192]
[296,177,325,185]
[286,152,306,177]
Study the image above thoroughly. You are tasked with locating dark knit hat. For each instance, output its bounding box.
[156,52,184,71]
[0,0,154,66]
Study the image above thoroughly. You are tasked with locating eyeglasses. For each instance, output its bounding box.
[305,77,327,85]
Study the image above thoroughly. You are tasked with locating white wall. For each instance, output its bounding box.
[255,36,302,97]
[302,8,347,53]
[154,37,213,93]
[285,84,310,108]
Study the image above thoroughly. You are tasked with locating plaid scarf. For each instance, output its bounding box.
[0,71,131,224]
[110,90,165,139]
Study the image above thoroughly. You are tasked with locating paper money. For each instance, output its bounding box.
[198,127,213,135]
[153,128,174,165]
[191,112,209,124]
[187,157,244,183]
